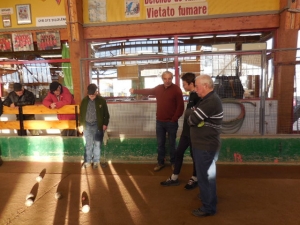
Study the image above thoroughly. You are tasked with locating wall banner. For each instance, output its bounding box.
[0,8,13,15]
[144,0,206,6]
[146,2,208,19]
[36,16,66,27]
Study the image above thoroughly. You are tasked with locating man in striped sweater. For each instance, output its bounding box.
[188,75,223,217]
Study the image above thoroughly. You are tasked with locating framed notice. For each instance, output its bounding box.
[2,15,11,27]
[12,32,34,51]
[0,34,12,52]
[36,31,61,50]
[16,4,31,25]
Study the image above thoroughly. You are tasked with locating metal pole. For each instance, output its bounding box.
[259,50,267,135]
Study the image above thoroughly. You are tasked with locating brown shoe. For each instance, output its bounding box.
[154,164,165,171]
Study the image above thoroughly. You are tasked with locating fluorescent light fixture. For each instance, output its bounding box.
[129,39,147,41]
[216,34,237,37]
[0,57,8,60]
[91,42,106,47]
[177,37,191,40]
[108,40,126,44]
[180,50,202,54]
[193,35,214,39]
[149,38,169,41]
[41,54,62,58]
[239,33,262,37]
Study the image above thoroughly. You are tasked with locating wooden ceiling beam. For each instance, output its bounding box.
[84,14,279,40]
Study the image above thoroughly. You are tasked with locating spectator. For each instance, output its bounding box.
[0,98,3,116]
[188,75,223,217]
[79,84,110,169]
[3,83,36,136]
[160,72,200,189]
[130,71,184,171]
[42,81,76,136]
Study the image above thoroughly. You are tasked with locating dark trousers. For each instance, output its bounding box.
[16,115,35,136]
[156,120,178,165]
[61,129,77,136]
[193,148,219,214]
[173,135,196,176]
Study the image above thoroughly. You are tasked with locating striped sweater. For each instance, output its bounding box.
[188,91,223,151]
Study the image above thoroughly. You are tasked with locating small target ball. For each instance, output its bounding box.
[25,199,33,207]
[82,204,90,213]
[82,196,86,201]
[36,176,43,183]
[55,192,62,200]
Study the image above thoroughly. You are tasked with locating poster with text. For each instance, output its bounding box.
[36,30,61,50]
[12,32,34,52]
[0,34,12,52]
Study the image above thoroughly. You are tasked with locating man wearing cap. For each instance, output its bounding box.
[3,83,36,136]
[79,84,110,169]
[42,81,76,136]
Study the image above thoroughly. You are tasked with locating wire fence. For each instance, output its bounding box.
[77,48,300,136]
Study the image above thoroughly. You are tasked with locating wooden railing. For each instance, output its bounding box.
[0,105,79,136]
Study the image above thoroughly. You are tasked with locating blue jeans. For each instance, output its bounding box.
[83,122,103,163]
[193,148,219,214]
[156,120,178,165]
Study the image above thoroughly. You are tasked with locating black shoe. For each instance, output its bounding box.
[192,208,214,217]
[184,178,198,190]
[160,177,180,186]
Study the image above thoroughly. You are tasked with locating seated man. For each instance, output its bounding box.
[3,83,37,136]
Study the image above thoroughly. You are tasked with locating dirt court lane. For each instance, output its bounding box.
[0,162,300,225]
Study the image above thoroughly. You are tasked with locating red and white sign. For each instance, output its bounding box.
[144,0,206,5]
[146,2,208,19]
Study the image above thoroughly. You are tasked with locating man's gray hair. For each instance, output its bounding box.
[196,75,214,89]
[161,71,173,78]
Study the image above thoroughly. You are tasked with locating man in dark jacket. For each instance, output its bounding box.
[3,83,36,136]
[79,84,110,169]
[160,72,200,189]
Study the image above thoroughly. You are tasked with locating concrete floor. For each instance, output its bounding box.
[0,161,300,225]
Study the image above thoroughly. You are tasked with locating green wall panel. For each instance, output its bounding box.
[1,136,300,163]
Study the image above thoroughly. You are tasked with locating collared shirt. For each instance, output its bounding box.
[85,99,97,123]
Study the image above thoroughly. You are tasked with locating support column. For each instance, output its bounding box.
[274,0,300,133]
[64,0,85,104]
